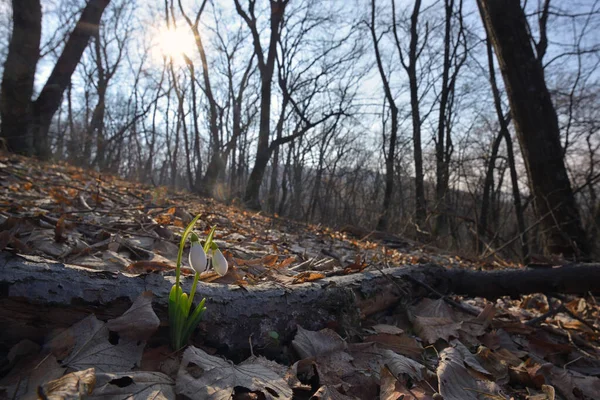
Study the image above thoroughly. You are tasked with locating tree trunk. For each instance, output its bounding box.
[31,0,111,160]
[478,0,589,259]
[371,0,399,232]
[481,37,529,261]
[392,0,426,229]
[90,32,108,169]
[0,0,41,156]
[434,0,465,237]
[2,252,600,355]
[236,0,288,210]
[478,130,503,253]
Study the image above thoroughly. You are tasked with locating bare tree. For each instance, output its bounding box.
[32,0,111,159]
[477,0,590,259]
[433,0,467,237]
[234,0,289,210]
[392,0,427,229]
[369,0,399,231]
[0,0,41,155]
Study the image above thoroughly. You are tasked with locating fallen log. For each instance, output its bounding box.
[1,252,599,354]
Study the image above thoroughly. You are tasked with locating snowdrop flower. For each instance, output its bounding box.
[189,242,208,274]
[212,248,228,276]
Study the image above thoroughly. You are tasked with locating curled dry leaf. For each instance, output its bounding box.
[37,368,96,400]
[437,347,505,400]
[382,349,429,381]
[450,340,491,376]
[176,346,293,400]
[542,364,600,400]
[380,366,436,400]
[106,291,160,341]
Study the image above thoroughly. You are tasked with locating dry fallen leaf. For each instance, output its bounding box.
[380,366,436,400]
[0,353,64,400]
[542,363,600,400]
[106,291,160,341]
[410,298,463,343]
[37,368,96,400]
[292,326,347,359]
[46,315,144,372]
[311,385,359,399]
[88,371,175,399]
[364,333,423,358]
[382,349,430,381]
[436,347,505,400]
[175,346,293,400]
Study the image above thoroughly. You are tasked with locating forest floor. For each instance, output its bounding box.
[1,152,600,399]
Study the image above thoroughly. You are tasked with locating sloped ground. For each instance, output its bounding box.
[1,152,600,399]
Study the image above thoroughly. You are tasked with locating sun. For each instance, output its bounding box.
[153,25,196,64]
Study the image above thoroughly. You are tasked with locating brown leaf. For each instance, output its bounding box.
[413,316,462,344]
[380,366,436,400]
[436,347,504,400]
[277,256,296,269]
[45,315,144,372]
[107,291,160,341]
[38,368,96,399]
[293,272,326,284]
[292,326,347,359]
[263,254,279,267]
[383,349,430,381]
[364,333,423,358]
[126,260,176,274]
[542,364,600,400]
[175,346,293,400]
[54,215,66,243]
[311,385,359,399]
[0,353,64,399]
[476,347,510,385]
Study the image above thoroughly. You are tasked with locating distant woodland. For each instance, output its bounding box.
[0,0,598,261]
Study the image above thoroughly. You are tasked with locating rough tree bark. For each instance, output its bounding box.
[477,0,589,259]
[31,0,111,160]
[0,0,41,156]
[235,0,289,210]
[2,253,599,355]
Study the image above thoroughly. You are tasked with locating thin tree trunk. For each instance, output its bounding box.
[90,32,107,169]
[31,0,111,160]
[434,0,465,237]
[478,0,589,259]
[478,130,503,253]
[371,0,399,232]
[484,38,529,261]
[392,0,426,229]
[235,0,288,210]
[0,0,41,156]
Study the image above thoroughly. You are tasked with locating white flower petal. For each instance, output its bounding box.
[212,249,228,276]
[189,243,207,274]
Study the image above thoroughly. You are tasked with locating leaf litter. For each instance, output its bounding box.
[1,152,600,399]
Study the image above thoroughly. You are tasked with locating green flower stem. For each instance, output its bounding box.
[169,215,215,351]
[175,214,203,289]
